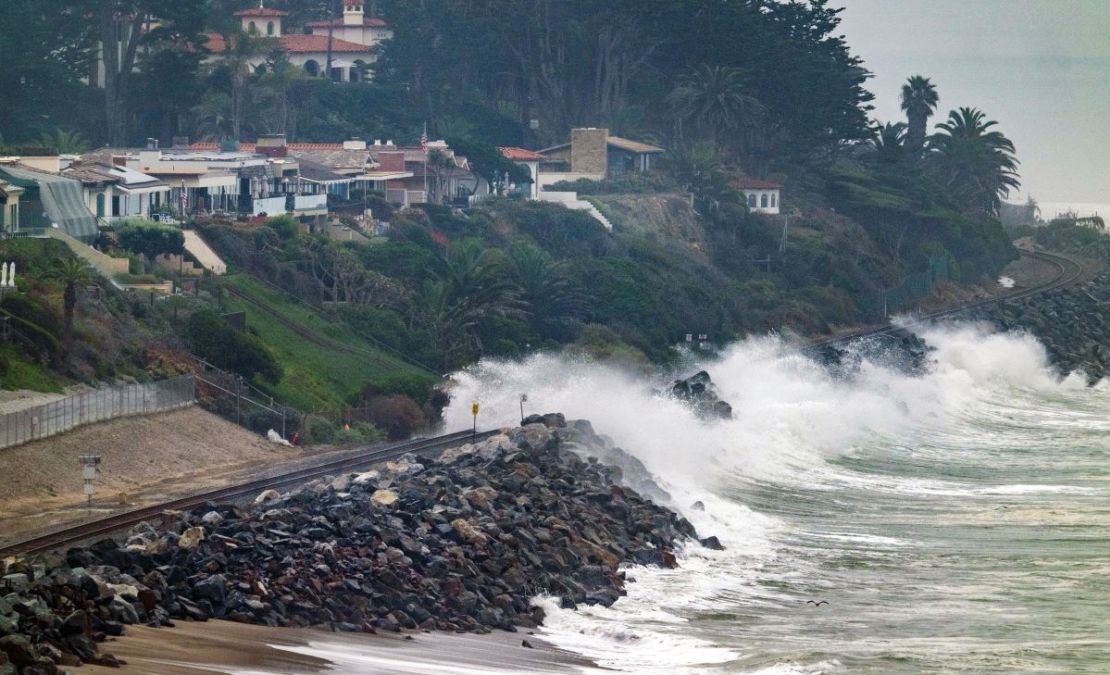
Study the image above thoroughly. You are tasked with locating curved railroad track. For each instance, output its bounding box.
[0,428,497,559]
[809,248,1086,349]
[2,251,1085,559]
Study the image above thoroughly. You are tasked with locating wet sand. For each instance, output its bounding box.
[81,619,600,674]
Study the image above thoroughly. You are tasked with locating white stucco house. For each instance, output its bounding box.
[205,1,390,83]
[499,147,544,199]
[734,178,783,215]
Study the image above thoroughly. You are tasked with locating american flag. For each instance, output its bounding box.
[420,123,428,153]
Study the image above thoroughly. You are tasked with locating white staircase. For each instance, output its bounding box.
[537,191,613,231]
[183,230,227,275]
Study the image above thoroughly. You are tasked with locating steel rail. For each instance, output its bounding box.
[0,428,498,558]
[807,249,1086,350]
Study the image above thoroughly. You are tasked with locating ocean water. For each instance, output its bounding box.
[443,323,1110,673]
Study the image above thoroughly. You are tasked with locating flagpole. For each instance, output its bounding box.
[422,122,428,203]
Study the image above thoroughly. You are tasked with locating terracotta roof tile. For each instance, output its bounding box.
[733,178,783,190]
[305,17,388,28]
[204,33,374,54]
[499,147,545,161]
[281,34,372,53]
[234,7,288,17]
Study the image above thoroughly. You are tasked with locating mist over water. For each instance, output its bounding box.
[444,324,1110,673]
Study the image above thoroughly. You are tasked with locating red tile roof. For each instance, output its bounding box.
[234,7,288,17]
[306,17,388,28]
[733,178,783,190]
[499,147,545,161]
[204,33,374,54]
[279,34,374,53]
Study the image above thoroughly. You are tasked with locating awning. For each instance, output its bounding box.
[117,184,171,195]
[0,165,98,243]
[359,171,414,181]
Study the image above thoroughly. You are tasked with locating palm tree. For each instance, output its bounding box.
[928,107,1020,216]
[868,122,908,165]
[191,91,234,141]
[255,51,306,137]
[48,258,94,348]
[507,242,585,339]
[666,65,764,149]
[900,75,939,155]
[39,128,91,154]
[416,241,524,366]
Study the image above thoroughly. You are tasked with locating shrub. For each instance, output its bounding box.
[117,219,185,259]
[266,214,300,240]
[363,394,426,440]
[306,417,338,444]
[183,309,283,382]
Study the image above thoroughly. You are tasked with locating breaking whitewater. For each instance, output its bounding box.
[443,322,1110,674]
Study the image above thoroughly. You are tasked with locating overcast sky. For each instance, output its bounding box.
[837,0,1109,210]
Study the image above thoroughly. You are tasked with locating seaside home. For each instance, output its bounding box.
[0,180,24,236]
[499,147,544,199]
[205,1,389,83]
[62,161,170,222]
[733,178,783,215]
[536,128,665,190]
[0,162,99,242]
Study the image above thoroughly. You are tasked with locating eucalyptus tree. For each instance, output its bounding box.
[900,75,939,155]
[928,107,1020,216]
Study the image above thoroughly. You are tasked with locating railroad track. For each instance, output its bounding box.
[809,248,1086,349]
[0,428,498,558]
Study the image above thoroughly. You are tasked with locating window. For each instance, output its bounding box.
[760,193,768,208]
[747,193,756,208]
[267,21,275,36]
[771,192,777,207]
[248,21,257,34]
[304,60,320,77]
[95,192,105,217]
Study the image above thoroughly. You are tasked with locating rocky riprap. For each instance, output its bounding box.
[669,371,733,419]
[966,272,1110,383]
[814,326,931,376]
[0,416,704,673]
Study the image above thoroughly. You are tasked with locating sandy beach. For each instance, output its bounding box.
[79,620,599,675]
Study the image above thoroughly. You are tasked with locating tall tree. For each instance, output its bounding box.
[48,258,94,350]
[900,75,939,155]
[928,107,1020,216]
[666,65,764,150]
[867,122,908,165]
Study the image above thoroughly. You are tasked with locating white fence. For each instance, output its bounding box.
[0,375,195,449]
[252,196,288,216]
[294,194,328,212]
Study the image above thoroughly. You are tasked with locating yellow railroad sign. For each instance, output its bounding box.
[471,402,480,416]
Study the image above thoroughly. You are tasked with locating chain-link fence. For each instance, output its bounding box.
[0,375,195,449]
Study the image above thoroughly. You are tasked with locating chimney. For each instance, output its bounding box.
[256,133,288,157]
[570,127,608,175]
[373,139,381,146]
[385,140,394,146]
[377,151,405,172]
[343,138,367,150]
[145,138,159,150]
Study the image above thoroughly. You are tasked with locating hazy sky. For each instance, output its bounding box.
[837,0,1109,207]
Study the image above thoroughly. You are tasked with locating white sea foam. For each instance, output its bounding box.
[442,322,1097,672]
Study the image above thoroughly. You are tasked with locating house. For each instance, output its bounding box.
[536,128,664,189]
[0,180,24,236]
[62,162,169,222]
[206,1,387,83]
[117,140,301,217]
[0,161,103,242]
[733,178,783,215]
[499,147,544,199]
